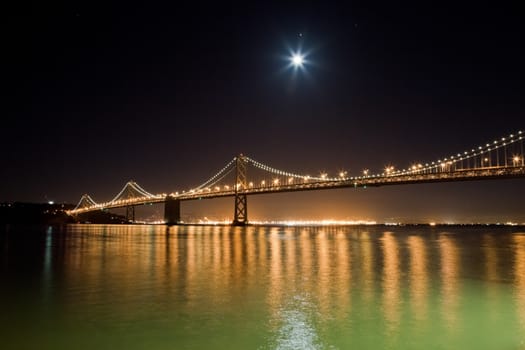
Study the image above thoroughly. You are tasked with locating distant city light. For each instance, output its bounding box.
[48,201,54,205]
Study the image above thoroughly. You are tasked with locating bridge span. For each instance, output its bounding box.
[67,131,524,225]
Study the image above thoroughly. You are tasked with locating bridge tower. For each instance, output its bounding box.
[233,154,248,225]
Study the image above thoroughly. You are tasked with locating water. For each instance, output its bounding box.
[1,224,525,349]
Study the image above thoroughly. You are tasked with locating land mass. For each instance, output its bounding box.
[0,202,128,224]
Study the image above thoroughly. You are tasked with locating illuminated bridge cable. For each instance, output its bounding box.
[414,130,523,175]
[193,157,237,191]
[200,167,236,190]
[375,130,524,178]
[245,156,339,181]
[73,194,98,210]
[128,181,157,198]
[109,181,157,203]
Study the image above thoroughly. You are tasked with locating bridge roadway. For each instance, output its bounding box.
[70,165,525,215]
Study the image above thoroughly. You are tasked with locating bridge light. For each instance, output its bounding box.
[339,171,347,178]
[261,180,266,186]
[273,178,279,185]
[513,156,521,165]
[249,182,254,188]
[320,173,327,180]
[363,169,369,176]
[224,185,230,190]
[288,178,294,184]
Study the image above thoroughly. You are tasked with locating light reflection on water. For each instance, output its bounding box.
[408,235,428,323]
[514,234,525,347]
[439,234,460,332]
[1,224,525,349]
[381,232,400,340]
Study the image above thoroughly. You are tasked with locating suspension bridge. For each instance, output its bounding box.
[67,130,525,225]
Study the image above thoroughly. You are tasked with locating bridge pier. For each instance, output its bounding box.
[233,194,248,226]
[164,196,181,225]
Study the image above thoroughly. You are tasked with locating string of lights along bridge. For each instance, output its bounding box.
[68,130,525,225]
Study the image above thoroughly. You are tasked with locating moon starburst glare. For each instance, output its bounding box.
[291,53,304,67]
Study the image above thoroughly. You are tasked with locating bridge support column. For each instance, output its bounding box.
[126,205,135,223]
[232,154,248,226]
[164,196,181,225]
[233,194,247,226]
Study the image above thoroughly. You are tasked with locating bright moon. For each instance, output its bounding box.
[291,54,304,67]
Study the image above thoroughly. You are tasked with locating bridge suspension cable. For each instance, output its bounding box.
[73,194,98,210]
[245,156,339,181]
[386,130,524,177]
[109,181,158,203]
[191,157,237,191]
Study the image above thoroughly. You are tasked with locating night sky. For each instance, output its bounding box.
[4,2,524,223]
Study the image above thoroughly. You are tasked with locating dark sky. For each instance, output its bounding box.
[4,1,524,222]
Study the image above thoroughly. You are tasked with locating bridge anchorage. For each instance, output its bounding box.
[67,130,525,225]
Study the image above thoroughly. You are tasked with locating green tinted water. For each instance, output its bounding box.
[1,224,524,349]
